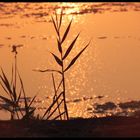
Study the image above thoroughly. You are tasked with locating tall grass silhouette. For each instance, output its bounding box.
[34,10,90,120]
[0,45,37,120]
[0,11,90,121]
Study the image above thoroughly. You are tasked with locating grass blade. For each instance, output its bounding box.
[12,85,17,101]
[28,94,38,108]
[16,87,24,117]
[57,38,62,54]
[0,81,9,95]
[52,73,57,101]
[50,52,62,66]
[0,68,15,102]
[0,75,10,94]
[33,69,62,75]
[17,86,22,103]
[61,18,73,44]
[51,16,59,37]
[56,78,63,94]
[10,63,14,86]
[22,108,36,120]
[0,68,13,96]
[0,105,13,113]
[64,42,90,72]
[46,99,64,120]
[42,91,63,119]
[62,33,80,60]
[55,10,58,29]
[52,111,65,120]
[17,71,28,113]
[52,73,62,120]
[0,95,17,107]
[58,9,63,31]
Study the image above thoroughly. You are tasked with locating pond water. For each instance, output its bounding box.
[0,2,140,120]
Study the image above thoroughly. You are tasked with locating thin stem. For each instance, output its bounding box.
[46,98,64,120]
[11,113,14,120]
[14,52,17,120]
[51,12,69,120]
[52,73,62,120]
[45,79,63,119]
[60,51,69,120]
[14,53,17,91]
[15,108,20,120]
[58,19,69,120]
[52,111,65,121]
[62,71,69,120]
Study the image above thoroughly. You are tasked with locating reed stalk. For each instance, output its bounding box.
[35,10,90,120]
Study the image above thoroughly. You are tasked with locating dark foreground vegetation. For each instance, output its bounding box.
[0,116,140,137]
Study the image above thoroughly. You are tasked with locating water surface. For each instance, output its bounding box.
[0,2,140,119]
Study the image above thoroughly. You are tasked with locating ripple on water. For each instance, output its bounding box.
[0,2,140,20]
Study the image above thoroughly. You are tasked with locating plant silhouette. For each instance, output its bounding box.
[35,10,90,120]
[0,45,38,120]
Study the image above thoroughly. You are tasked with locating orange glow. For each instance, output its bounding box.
[0,2,140,119]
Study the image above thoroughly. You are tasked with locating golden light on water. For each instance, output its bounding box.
[0,2,140,119]
[58,3,82,15]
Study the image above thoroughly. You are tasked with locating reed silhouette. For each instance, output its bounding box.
[0,10,90,121]
[0,45,37,120]
[35,10,90,120]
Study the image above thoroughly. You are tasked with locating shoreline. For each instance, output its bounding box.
[0,116,140,137]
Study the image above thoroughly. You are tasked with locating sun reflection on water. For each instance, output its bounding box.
[0,2,140,119]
